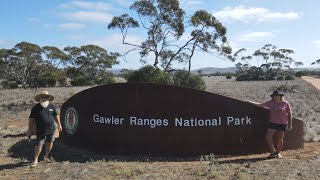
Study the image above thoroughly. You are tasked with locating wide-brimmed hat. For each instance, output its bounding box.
[270,90,284,97]
[35,91,54,102]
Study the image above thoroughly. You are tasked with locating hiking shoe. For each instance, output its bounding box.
[277,153,283,159]
[267,152,278,159]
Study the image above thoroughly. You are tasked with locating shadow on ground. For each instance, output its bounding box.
[7,138,202,163]
[0,162,30,171]
[7,138,268,164]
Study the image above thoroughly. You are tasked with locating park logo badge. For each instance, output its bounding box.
[64,107,79,135]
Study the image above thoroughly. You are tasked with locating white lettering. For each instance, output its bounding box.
[93,114,99,122]
[246,116,252,124]
[175,117,223,127]
[175,118,183,126]
[130,116,137,125]
[93,114,124,125]
[227,117,234,125]
[227,116,252,125]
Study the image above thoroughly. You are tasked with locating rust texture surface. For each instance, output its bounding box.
[60,83,304,155]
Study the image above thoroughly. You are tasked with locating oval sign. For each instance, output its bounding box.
[60,83,303,155]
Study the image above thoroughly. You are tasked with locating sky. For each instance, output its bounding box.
[0,0,320,70]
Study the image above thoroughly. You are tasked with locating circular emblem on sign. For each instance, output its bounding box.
[64,107,79,135]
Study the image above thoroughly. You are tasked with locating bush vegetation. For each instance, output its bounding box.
[126,66,206,90]
[172,70,206,90]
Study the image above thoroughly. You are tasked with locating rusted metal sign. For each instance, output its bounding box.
[60,83,303,155]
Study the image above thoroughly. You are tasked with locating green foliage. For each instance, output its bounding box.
[295,71,305,77]
[64,45,120,82]
[285,75,295,80]
[311,59,320,67]
[47,78,57,87]
[1,81,18,89]
[120,69,134,80]
[235,67,265,81]
[234,44,303,81]
[108,0,232,72]
[276,76,285,81]
[0,42,69,87]
[235,74,251,81]
[226,75,232,79]
[58,78,67,86]
[71,76,95,86]
[172,70,206,90]
[34,77,56,87]
[95,72,116,85]
[95,76,116,85]
[127,65,172,84]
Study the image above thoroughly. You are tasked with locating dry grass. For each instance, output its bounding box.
[1,76,320,179]
[203,76,320,141]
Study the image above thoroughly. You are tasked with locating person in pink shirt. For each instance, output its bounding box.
[248,90,292,159]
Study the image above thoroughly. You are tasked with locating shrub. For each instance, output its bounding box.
[276,76,285,81]
[71,76,94,86]
[235,74,251,81]
[58,78,67,86]
[9,81,18,89]
[226,75,232,79]
[1,81,18,89]
[285,75,295,80]
[47,78,57,87]
[172,70,206,90]
[127,65,172,84]
[95,76,116,85]
[295,71,304,78]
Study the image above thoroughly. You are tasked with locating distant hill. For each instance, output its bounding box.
[109,67,319,75]
[108,69,123,75]
[191,67,236,74]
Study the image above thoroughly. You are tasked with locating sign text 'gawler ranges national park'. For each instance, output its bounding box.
[61,83,303,155]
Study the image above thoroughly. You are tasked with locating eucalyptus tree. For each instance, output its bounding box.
[64,45,120,81]
[0,42,69,87]
[108,0,232,73]
[0,42,43,87]
[311,59,320,69]
[234,44,303,80]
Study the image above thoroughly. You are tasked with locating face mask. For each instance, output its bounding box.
[40,100,49,108]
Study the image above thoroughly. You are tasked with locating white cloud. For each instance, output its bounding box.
[312,40,320,48]
[213,5,300,22]
[59,11,113,23]
[238,32,273,42]
[180,0,204,11]
[60,1,114,11]
[58,23,87,30]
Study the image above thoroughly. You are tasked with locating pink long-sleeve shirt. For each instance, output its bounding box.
[263,100,291,125]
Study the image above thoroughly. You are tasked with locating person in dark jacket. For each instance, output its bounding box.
[27,91,62,167]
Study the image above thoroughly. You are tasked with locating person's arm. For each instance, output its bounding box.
[54,116,62,132]
[287,103,292,131]
[247,100,266,108]
[26,118,35,137]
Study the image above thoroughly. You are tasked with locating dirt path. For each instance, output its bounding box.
[301,76,320,90]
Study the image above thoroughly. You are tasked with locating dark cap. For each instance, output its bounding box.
[270,90,284,97]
